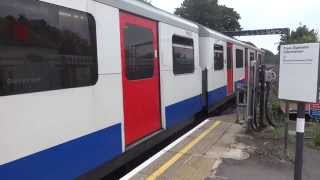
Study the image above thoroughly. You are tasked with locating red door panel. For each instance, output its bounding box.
[227,42,234,95]
[120,12,161,146]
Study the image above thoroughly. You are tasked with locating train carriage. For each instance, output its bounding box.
[199,25,264,112]
[0,0,264,179]
[0,0,203,179]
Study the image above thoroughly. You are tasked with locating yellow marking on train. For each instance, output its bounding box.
[146,121,221,180]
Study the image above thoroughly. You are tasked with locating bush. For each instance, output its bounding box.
[314,135,320,146]
[271,100,284,123]
[312,124,320,147]
[271,100,281,112]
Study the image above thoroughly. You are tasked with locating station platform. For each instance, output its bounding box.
[121,114,243,180]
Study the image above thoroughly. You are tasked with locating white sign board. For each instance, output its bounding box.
[279,43,320,103]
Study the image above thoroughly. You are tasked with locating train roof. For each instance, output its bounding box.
[95,0,199,33]
[199,25,264,52]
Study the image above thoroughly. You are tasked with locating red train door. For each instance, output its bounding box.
[227,42,234,95]
[120,12,161,146]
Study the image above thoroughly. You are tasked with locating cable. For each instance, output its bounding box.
[249,87,260,131]
[265,82,277,127]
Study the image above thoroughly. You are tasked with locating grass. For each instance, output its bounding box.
[313,134,320,146]
[312,123,320,147]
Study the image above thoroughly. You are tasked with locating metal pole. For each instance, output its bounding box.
[242,94,246,122]
[259,64,266,128]
[294,102,305,180]
[236,90,240,123]
[284,102,289,156]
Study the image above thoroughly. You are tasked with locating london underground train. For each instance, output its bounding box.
[0,0,263,179]
[198,25,263,112]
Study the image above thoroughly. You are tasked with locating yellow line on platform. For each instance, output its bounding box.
[146,121,221,180]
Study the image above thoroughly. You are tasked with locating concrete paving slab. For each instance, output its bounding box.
[130,113,320,180]
[128,115,243,180]
[138,151,179,176]
[167,122,231,156]
[159,154,217,180]
[211,114,237,123]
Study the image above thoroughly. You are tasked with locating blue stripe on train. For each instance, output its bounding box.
[165,95,203,128]
[0,123,122,180]
[208,86,227,107]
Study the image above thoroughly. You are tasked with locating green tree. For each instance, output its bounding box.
[175,0,241,32]
[280,25,319,44]
[262,49,279,65]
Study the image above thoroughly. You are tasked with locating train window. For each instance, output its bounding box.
[236,49,244,68]
[245,48,248,67]
[172,35,194,75]
[214,44,224,71]
[258,54,262,64]
[250,52,255,61]
[0,0,98,96]
[124,24,154,80]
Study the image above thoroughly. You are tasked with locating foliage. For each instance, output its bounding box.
[264,49,275,57]
[263,49,280,65]
[270,99,284,124]
[271,100,281,114]
[280,25,319,45]
[312,124,320,147]
[175,0,241,32]
[313,134,320,147]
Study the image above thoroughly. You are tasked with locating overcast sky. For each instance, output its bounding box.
[152,0,320,53]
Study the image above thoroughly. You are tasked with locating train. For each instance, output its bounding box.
[0,0,264,179]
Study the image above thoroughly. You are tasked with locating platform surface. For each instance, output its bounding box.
[126,114,242,180]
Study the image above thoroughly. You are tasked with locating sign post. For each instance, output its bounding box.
[279,43,320,180]
[294,103,305,180]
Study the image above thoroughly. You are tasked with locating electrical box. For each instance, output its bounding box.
[279,43,320,103]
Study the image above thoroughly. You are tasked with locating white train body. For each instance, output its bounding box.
[0,0,263,179]
[199,26,261,110]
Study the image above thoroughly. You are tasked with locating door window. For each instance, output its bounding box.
[227,46,232,69]
[245,49,248,66]
[258,54,262,64]
[124,24,154,80]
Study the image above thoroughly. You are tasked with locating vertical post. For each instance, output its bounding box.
[242,94,246,122]
[236,90,239,123]
[294,102,305,180]
[284,102,289,156]
[259,64,266,128]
